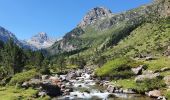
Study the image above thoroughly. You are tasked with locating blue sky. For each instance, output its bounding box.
[0,0,152,40]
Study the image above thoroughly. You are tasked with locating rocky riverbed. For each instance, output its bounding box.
[22,68,159,100]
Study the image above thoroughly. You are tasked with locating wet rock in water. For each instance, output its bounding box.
[107,94,116,98]
[123,89,136,94]
[163,75,170,86]
[66,72,77,80]
[148,90,161,98]
[119,88,123,93]
[135,72,160,82]
[61,84,66,89]
[84,90,90,94]
[107,85,115,93]
[76,70,82,77]
[41,83,62,97]
[131,65,145,75]
[103,81,110,87]
[157,96,166,100]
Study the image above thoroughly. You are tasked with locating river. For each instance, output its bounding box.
[52,69,154,100]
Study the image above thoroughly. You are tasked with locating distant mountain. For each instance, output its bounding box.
[26,32,55,49]
[47,0,170,55]
[0,26,55,50]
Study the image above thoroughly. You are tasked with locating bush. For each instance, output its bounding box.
[134,78,166,94]
[165,91,170,100]
[95,57,134,79]
[9,69,40,85]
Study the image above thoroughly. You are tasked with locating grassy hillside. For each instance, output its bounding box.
[103,18,170,58]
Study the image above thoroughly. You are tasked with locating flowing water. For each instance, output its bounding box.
[56,73,154,100]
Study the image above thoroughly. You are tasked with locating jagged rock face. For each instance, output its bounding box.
[78,7,112,28]
[160,0,170,17]
[27,32,55,49]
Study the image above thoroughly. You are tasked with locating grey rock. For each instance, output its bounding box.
[22,82,29,88]
[163,75,170,86]
[107,85,115,93]
[148,90,161,98]
[123,89,136,94]
[42,75,49,80]
[38,91,47,97]
[157,96,166,100]
[131,65,144,75]
[135,73,160,82]
[161,67,170,72]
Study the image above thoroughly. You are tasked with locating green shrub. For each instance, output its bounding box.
[0,86,39,100]
[9,69,39,85]
[165,91,170,100]
[134,78,166,94]
[95,57,134,79]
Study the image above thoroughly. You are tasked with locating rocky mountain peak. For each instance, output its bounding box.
[78,7,112,28]
[26,32,55,49]
[35,32,48,41]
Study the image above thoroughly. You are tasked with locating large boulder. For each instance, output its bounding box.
[40,83,62,97]
[135,73,160,82]
[148,90,161,98]
[131,65,145,75]
[163,75,170,86]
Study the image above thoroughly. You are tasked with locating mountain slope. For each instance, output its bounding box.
[47,0,170,56]
[0,26,21,44]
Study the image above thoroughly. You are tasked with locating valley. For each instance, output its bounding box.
[0,0,170,100]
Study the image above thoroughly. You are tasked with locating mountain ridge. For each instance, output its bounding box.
[47,0,170,55]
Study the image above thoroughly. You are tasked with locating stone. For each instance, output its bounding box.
[163,75,170,86]
[131,65,144,75]
[66,72,77,80]
[161,67,170,72]
[135,73,160,82]
[38,91,47,97]
[157,96,166,100]
[145,56,153,61]
[61,84,66,89]
[84,90,90,94]
[75,70,82,77]
[148,90,161,98]
[123,89,136,94]
[22,82,29,88]
[41,75,49,80]
[41,83,62,97]
[142,70,154,75]
[107,85,115,93]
